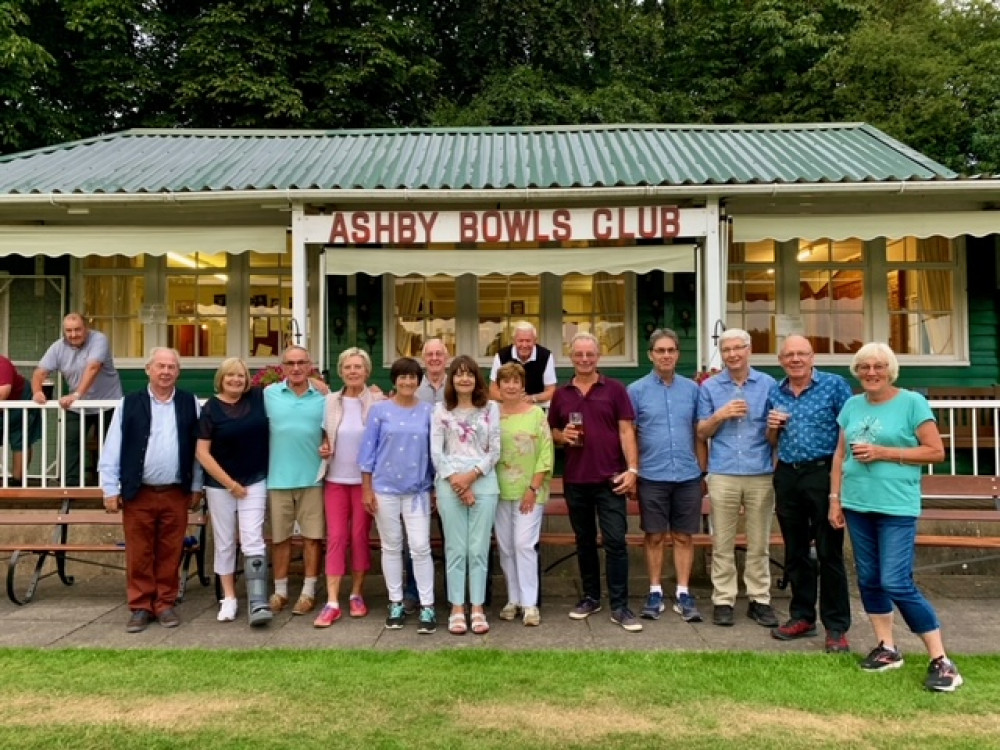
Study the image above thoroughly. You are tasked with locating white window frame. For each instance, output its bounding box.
[383,272,637,368]
[726,237,967,367]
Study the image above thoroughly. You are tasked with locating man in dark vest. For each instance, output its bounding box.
[489,321,556,406]
[99,347,203,633]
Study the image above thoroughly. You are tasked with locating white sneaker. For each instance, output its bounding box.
[217,598,238,622]
[523,606,541,627]
[499,602,520,621]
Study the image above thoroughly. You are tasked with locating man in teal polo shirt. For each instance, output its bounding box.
[264,346,326,616]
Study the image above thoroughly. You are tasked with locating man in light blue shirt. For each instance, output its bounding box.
[628,328,707,623]
[99,347,202,633]
[697,328,778,629]
[264,346,327,616]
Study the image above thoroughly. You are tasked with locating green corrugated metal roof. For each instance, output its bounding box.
[0,123,958,195]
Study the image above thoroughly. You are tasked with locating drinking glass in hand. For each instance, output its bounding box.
[568,412,584,447]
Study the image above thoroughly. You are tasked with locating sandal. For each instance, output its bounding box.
[470,611,490,635]
[448,613,467,635]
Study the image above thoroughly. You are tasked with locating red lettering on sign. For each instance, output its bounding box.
[373,213,393,244]
[552,209,571,241]
[593,209,613,241]
[617,207,635,240]
[662,206,679,237]
[397,212,416,243]
[459,212,478,243]
[637,207,658,239]
[503,211,531,242]
[347,212,369,244]
[482,211,502,242]
[329,213,348,244]
[419,212,438,241]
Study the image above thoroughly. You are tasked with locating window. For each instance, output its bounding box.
[166,252,228,357]
[385,272,635,365]
[81,244,300,364]
[727,241,776,353]
[395,275,456,357]
[726,236,962,361]
[82,256,145,358]
[886,237,954,355]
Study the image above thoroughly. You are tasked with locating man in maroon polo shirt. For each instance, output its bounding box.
[548,332,641,632]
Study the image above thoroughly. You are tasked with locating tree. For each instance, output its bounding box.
[0,0,58,150]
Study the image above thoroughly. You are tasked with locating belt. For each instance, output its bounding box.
[778,456,832,470]
[141,483,182,493]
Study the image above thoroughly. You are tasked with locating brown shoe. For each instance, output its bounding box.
[292,595,315,615]
[126,610,151,633]
[158,608,181,628]
[269,593,289,613]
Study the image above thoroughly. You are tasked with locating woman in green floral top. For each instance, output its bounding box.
[495,362,554,626]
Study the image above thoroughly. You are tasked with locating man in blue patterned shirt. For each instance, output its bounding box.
[766,334,853,652]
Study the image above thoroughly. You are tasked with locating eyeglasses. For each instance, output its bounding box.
[720,344,749,356]
[858,363,888,373]
[651,347,678,355]
[282,360,310,367]
[780,351,813,360]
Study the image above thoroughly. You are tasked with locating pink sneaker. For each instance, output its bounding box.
[313,604,342,628]
[349,595,368,618]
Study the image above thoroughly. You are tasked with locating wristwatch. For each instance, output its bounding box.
[627,467,638,474]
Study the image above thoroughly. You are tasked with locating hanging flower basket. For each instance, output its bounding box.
[693,368,721,385]
[250,365,285,388]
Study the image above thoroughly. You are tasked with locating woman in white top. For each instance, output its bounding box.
[431,355,501,635]
[313,348,384,628]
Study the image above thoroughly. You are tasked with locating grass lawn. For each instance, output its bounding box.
[2,649,999,749]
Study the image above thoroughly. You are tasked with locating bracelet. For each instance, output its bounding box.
[627,467,638,474]
[828,493,839,499]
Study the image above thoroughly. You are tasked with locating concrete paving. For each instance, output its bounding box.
[1,569,996,655]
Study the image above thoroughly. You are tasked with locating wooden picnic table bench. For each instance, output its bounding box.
[916,474,1000,560]
[0,487,210,605]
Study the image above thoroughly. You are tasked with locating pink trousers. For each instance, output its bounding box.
[324,481,372,577]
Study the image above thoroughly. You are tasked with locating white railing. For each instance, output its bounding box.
[0,397,997,490]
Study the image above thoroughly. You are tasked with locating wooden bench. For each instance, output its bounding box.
[539,478,786,583]
[916,475,1000,560]
[0,488,210,605]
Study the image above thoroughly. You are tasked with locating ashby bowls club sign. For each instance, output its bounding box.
[301,206,709,245]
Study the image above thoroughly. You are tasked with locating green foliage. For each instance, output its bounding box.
[1,0,999,173]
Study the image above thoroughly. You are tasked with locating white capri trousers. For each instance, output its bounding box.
[205,479,268,575]
[373,491,435,606]
[494,500,545,608]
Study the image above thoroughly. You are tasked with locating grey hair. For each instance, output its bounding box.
[569,331,601,351]
[512,321,537,337]
[648,328,680,350]
[145,347,180,367]
[337,346,372,376]
[718,327,751,348]
[850,342,900,383]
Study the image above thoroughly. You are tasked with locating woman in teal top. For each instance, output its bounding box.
[829,342,962,692]
[495,362,553,627]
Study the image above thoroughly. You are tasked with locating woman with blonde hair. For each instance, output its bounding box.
[196,358,272,625]
[313,347,385,627]
[495,361,553,626]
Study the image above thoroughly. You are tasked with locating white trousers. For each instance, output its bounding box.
[494,500,544,607]
[373,492,434,606]
[205,479,268,574]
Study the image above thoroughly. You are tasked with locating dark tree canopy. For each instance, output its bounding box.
[1,0,998,173]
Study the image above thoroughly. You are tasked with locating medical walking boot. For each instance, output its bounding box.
[245,554,274,627]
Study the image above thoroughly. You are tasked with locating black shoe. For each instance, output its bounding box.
[712,604,734,627]
[747,601,779,628]
[925,656,963,692]
[126,610,151,633]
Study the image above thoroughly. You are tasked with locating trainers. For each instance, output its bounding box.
[610,607,643,632]
[568,597,602,620]
[522,606,541,626]
[772,618,818,641]
[217,598,238,622]
[925,656,963,692]
[713,604,734,627]
[417,606,437,634]
[313,604,342,628]
[859,642,904,672]
[349,595,368,618]
[747,600,779,628]
[673,592,704,623]
[402,596,419,616]
[385,601,406,629]
[640,591,665,620]
[825,630,850,653]
[499,602,520,621]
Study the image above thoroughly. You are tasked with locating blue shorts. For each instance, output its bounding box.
[637,477,703,535]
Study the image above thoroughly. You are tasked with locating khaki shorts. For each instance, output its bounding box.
[269,486,325,543]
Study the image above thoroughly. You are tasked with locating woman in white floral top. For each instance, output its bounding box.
[495,362,553,627]
[431,355,501,635]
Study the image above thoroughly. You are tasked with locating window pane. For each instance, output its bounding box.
[477,274,541,356]
[166,271,228,357]
[561,273,626,356]
[83,256,144,270]
[249,274,290,358]
[798,239,863,263]
[887,236,952,263]
[395,275,456,358]
[727,269,776,352]
[85,275,145,357]
[799,270,829,311]
[731,241,775,264]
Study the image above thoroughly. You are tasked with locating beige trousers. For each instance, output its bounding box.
[706,473,775,607]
